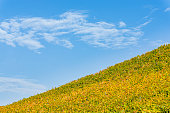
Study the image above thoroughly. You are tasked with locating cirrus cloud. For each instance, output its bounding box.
[0,77,46,95]
[165,7,170,12]
[0,11,149,51]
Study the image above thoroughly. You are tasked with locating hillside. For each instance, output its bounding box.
[0,44,169,112]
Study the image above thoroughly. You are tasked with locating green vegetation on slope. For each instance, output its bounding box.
[0,44,169,112]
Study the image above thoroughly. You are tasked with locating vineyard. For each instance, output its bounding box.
[0,44,169,112]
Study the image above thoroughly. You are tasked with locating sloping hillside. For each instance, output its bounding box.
[0,44,169,112]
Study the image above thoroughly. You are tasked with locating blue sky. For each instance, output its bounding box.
[0,0,169,106]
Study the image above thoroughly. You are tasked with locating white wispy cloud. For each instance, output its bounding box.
[0,11,148,50]
[0,77,46,95]
[165,7,170,12]
[151,40,169,47]
[119,21,126,28]
[135,19,152,30]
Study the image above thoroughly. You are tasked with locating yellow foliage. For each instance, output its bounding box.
[0,44,169,112]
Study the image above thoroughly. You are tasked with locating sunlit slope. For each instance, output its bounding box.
[1,44,169,112]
